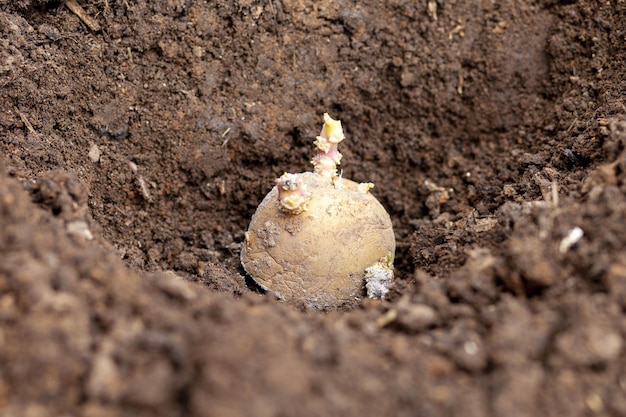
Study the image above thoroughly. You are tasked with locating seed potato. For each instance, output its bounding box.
[241,114,396,309]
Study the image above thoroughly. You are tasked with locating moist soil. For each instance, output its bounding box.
[1,0,626,416]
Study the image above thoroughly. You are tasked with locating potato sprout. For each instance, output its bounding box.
[241,113,396,309]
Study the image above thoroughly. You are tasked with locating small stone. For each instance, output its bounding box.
[88,144,101,163]
[67,221,93,240]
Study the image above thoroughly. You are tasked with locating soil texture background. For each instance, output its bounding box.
[1,0,626,416]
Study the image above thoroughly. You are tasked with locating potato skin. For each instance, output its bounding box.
[241,172,395,309]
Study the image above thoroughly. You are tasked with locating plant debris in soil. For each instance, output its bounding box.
[0,0,626,416]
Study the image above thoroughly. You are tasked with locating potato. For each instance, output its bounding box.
[241,114,396,309]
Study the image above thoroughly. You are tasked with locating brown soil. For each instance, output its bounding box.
[1,0,626,415]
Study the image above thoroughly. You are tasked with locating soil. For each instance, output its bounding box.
[1,0,625,415]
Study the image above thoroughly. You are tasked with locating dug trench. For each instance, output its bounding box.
[0,0,626,416]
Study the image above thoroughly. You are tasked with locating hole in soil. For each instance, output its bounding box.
[241,268,266,295]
